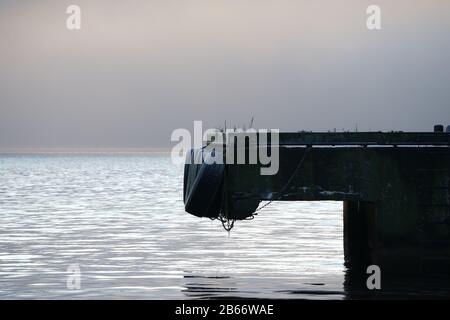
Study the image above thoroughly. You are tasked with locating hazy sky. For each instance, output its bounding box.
[0,0,449,148]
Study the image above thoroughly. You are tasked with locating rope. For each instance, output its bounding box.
[255,146,311,212]
[219,216,235,232]
[215,146,311,232]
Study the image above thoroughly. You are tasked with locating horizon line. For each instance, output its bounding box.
[0,147,172,155]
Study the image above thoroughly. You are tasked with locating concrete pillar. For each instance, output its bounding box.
[343,201,377,271]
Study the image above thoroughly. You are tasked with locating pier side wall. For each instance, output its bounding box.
[224,147,450,274]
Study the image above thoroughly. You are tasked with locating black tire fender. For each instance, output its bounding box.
[184,149,224,218]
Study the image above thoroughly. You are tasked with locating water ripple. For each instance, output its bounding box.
[0,155,345,299]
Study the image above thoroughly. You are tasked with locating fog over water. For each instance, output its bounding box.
[1,1,450,300]
[1,0,450,149]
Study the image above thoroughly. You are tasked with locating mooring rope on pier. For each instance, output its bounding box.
[216,147,311,232]
[255,146,312,213]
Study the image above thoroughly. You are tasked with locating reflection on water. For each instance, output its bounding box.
[0,155,449,299]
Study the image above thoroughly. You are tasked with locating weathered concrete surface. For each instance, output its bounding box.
[224,146,450,274]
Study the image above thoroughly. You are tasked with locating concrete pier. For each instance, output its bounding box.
[219,132,450,275]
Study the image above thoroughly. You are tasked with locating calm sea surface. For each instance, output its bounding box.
[0,155,448,299]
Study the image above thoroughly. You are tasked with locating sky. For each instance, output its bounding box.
[0,0,449,149]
